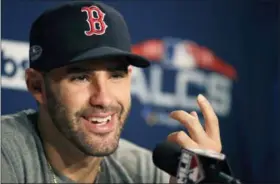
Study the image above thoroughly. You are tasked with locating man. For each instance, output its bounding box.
[1,1,222,183]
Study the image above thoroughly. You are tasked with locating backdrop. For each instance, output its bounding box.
[2,0,279,183]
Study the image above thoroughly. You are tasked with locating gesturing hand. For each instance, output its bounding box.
[167,94,222,183]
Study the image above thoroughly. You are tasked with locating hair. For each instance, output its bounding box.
[36,72,50,106]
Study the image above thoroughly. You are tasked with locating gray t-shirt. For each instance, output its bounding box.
[1,109,170,183]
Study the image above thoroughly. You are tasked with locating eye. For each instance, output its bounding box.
[110,71,127,79]
[70,74,90,82]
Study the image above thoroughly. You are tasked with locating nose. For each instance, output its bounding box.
[89,74,112,107]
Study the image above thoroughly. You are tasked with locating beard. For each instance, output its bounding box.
[44,81,130,157]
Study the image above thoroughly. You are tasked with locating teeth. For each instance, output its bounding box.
[90,115,111,124]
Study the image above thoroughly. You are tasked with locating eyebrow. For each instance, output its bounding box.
[66,66,92,74]
[66,63,128,74]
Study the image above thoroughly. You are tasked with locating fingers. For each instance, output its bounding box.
[190,111,198,118]
[169,110,206,143]
[167,131,199,149]
[167,94,222,154]
[197,94,220,142]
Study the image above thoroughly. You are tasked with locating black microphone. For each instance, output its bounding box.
[152,141,242,184]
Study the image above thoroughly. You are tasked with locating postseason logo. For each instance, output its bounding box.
[131,37,238,128]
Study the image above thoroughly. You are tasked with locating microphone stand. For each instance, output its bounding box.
[203,165,242,184]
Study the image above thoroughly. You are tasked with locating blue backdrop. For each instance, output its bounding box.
[2,0,279,183]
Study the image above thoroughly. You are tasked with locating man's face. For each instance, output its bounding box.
[42,59,132,156]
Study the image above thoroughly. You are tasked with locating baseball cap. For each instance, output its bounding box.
[29,1,150,72]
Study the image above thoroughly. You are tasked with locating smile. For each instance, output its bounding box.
[82,113,116,134]
[89,115,112,125]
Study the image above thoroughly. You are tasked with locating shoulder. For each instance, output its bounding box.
[2,109,40,156]
[116,138,153,159]
[106,138,170,183]
[2,109,37,145]
[1,109,40,183]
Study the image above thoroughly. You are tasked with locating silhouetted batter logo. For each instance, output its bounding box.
[177,149,205,184]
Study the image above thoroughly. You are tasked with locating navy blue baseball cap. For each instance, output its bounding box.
[29,1,150,72]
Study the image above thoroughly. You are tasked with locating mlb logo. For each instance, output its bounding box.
[188,154,205,183]
[176,149,205,184]
[162,38,198,69]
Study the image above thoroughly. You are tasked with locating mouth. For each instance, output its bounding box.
[89,115,112,126]
[82,113,117,134]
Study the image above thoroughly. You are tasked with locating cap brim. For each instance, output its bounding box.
[70,46,150,68]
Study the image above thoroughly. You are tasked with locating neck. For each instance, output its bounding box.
[37,110,103,183]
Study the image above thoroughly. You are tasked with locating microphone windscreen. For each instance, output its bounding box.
[152,141,182,177]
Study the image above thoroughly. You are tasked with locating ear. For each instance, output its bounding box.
[128,65,133,75]
[25,68,46,105]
